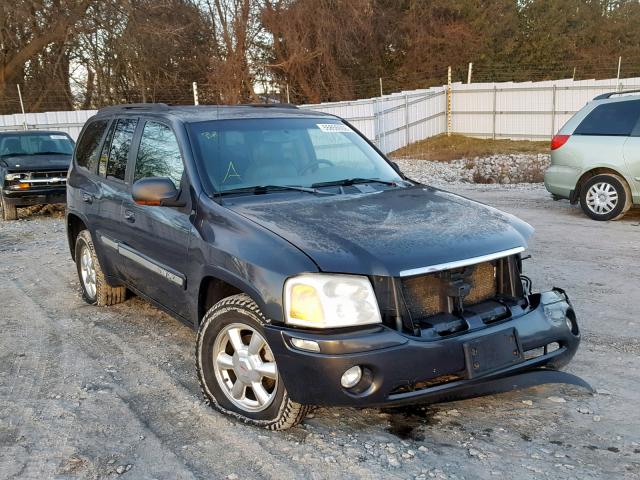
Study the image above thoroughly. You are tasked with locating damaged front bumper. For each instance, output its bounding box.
[264,289,585,407]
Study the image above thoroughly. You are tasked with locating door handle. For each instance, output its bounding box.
[81,192,94,204]
[124,209,135,222]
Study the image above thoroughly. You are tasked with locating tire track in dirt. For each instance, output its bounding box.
[7,256,382,479]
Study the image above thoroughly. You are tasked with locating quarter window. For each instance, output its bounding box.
[574,100,640,136]
[104,118,138,181]
[134,121,184,188]
[76,120,108,171]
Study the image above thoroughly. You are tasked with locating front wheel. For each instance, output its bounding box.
[1,195,17,221]
[196,294,310,430]
[580,174,632,221]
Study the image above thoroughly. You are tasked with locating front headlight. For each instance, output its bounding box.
[284,273,382,328]
[5,173,25,181]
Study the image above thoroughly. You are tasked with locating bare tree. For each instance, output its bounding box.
[205,0,264,103]
[0,0,90,113]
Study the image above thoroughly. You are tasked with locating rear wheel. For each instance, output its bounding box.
[74,230,126,306]
[580,174,631,221]
[1,195,17,221]
[196,294,310,430]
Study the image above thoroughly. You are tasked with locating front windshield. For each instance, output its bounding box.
[0,133,74,157]
[188,118,402,193]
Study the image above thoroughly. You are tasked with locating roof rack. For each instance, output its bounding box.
[97,103,171,114]
[239,103,298,109]
[593,90,640,100]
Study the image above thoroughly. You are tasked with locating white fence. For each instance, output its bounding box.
[0,109,97,140]
[2,77,639,152]
[304,76,640,153]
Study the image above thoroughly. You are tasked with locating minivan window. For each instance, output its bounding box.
[188,118,402,193]
[574,100,640,136]
[105,118,138,181]
[134,121,183,188]
[76,120,108,171]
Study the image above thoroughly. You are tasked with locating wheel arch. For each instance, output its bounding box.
[573,167,632,203]
[66,212,88,260]
[197,273,271,327]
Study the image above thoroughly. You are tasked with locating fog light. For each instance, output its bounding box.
[341,366,362,389]
[290,337,320,352]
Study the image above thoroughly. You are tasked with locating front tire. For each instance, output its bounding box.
[580,174,631,221]
[196,294,310,430]
[1,195,17,221]
[74,230,126,306]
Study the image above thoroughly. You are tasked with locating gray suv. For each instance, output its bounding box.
[545,91,640,221]
[66,104,585,429]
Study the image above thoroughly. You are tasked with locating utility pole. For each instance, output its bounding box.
[447,66,452,137]
[572,67,576,81]
[16,84,27,131]
[467,62,473,84]
[379,78,385,153]
[192,82,199,105]
[286,83,290,104]
[617,56,622,90]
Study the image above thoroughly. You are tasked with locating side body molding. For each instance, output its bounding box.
[99,234,186,288]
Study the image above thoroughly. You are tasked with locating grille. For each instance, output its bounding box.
[401,261,497,320]
[15,170,68,186]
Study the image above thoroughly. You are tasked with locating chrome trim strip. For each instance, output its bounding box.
[118,244,185,287]
[99,234,184,287]
[19,177,67,184]
[399,246,526,277]
[100,235,118,250]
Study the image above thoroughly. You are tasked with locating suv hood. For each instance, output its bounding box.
[0,154,71,171]
[227,186,534,276]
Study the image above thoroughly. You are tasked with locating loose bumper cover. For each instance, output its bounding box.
[264,290,585,407]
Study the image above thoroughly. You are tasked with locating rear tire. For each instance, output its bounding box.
[1,196,17,221]
[579,174,631,221]
[196,294,310,430]
[75,230,126,306]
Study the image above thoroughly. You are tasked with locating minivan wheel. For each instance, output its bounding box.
[196,294,311,430]
[1,196,18,221]
[580,174,631,221]
[74,230,126,306]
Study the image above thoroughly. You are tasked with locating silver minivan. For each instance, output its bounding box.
[544,91,640,220]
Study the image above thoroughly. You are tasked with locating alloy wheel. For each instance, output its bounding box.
[80,245,97,298]
[212,323,278,412]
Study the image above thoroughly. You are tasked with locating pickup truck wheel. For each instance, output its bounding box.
[75,230,126,306]
[1,196,18,221]
[196,294,311,430]
[580,174,631,221]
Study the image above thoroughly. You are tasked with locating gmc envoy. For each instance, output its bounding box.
[66,103,584,430]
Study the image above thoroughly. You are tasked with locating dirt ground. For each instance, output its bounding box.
[1,185,639,480]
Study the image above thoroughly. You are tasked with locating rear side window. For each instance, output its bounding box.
[76,120,108,171]
[104,118,138,181]
[574,100,640,136]
[134,121,184,188]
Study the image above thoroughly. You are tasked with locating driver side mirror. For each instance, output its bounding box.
[132,177,184,207]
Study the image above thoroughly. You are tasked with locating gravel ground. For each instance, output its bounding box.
[395,154,550,185]
[1,185,640,480]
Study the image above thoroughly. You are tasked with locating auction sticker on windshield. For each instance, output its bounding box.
[317,123,353,133]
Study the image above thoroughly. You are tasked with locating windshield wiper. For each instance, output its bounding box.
[311,178,398,188]
[219,185,335,196]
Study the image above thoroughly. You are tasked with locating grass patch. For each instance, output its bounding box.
[390,134,549,161]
